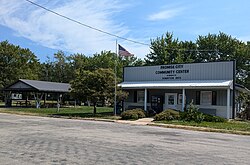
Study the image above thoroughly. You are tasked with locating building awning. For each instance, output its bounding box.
[119,80,233,89]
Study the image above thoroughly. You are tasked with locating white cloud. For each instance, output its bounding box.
[0,0,149,59]
[148,8,183,21]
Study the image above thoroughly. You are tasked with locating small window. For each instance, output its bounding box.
[137,91,145,102]
[200,91,212,105]
[168,95,175,105]
[178,94,185,104]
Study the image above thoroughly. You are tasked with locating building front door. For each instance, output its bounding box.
[165,93,177,110]
[151,95,163,114]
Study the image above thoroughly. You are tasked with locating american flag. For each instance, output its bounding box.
[118,44,133,57]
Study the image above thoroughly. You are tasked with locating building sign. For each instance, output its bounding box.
[155,64,190,80]
[123,61,234,82]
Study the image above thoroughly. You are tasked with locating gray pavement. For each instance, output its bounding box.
[0,113,250,165]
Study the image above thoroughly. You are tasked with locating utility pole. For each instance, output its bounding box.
[114,40,117,116]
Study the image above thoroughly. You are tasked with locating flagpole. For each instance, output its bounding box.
[114,40,117,116]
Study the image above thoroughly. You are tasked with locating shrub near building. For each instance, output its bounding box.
[154,102,226,123]
[121,109,146,120]
[154,109,180,121]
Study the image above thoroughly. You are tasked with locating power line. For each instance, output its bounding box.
[25,0,150,46]
[25,0,220,53]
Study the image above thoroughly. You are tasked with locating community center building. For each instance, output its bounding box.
[119,61,249,119]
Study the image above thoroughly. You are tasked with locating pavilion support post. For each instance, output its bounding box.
[144,88,147,112]
[5,91,12,107]
[34,93,41,109]
[182,88,185,112]
[122,100,124,112]
[4,91,7,107]
[44,93,47,108]
[36,93,39,109]
[57,94,60,112]
[25,92,28,107]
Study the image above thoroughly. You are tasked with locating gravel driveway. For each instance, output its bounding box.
[0,113,250,165]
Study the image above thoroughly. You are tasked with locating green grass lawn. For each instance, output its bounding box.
[156,120,250,132]
[0,106,119,119]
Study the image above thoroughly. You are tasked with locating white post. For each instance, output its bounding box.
[57,98,60,112]
[227,88,230,119]
[182,88,185,112]
[144,88,147,112]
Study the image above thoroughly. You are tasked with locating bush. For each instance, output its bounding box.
[180,102,226,123]
[181,102,204,123]
[121,109,146,120]
[154,109,180,121]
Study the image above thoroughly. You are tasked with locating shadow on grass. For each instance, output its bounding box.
[51,112,114,118]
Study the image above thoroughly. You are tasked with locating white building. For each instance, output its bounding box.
[119,61,249,119]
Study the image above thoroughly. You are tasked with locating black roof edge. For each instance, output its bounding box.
[2,79,38,91]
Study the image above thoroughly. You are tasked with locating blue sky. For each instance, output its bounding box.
[0,0,250,62]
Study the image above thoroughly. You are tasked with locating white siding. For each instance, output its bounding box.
[124,61,233,82]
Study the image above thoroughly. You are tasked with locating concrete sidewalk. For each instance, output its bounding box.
[115,118,154,125]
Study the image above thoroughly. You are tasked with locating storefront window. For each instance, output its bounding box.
[178,94,182,104]
[168,95,175,105]
[200,91,212,105]
[137,91,144,102]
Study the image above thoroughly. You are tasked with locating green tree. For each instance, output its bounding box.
[196,32,250,87]
[39,56,55,82]
[70,68,115,114]
[119,56,144,67]
[178,41,197,63]
[89,51,115,70]
[68,53,91,79]
[52,51,72,83]
[87,51,144,80]
[145,32,196,65]
[0,40,39,90]
[146,32,180,65]
[40,51,81,83]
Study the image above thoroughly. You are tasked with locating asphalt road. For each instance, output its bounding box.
[0,113,250,165]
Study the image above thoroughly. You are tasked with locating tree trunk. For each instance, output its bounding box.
[93,102,97,115]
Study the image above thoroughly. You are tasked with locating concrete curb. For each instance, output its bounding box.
[47,115,117,123]
[148,122,250,136]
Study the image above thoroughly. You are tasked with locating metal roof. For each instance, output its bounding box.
[119,80,233,89]
[4,79,70,93]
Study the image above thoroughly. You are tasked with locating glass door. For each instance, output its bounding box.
[165,93,177,110]
[151,96,163,113]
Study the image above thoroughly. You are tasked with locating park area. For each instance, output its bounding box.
[0,105,117,120]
